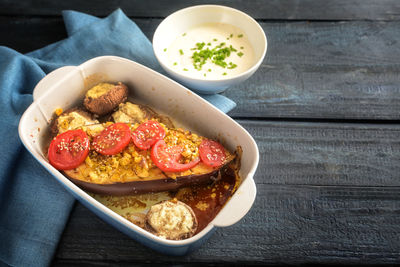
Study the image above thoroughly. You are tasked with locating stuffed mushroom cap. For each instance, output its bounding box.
[145,199,198,240]
[50,108,99,135]
[84,82,128,115]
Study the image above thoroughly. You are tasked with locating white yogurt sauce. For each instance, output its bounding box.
[165,23,255,79]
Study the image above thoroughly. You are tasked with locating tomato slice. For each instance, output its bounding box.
[151,140,200,172]
[199,139,226,167]
[92,123,131,155]
[132,120,166,150]
[48,129,90,170]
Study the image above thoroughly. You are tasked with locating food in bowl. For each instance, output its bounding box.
[153,5,267,94]
[164,22,255,79]
[46,81,241,239]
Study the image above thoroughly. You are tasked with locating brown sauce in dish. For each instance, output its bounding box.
[92,163,240,234]
[174,166,239,233]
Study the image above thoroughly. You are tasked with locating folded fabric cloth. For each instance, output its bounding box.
[0,9,236,267]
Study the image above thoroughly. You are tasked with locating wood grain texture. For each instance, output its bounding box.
[53,184,400,265]
[52,121,400,264]
[1,0,400,265]
[1,0,400,20]
[1,17,400,120]
[224,21,400,120]
[240,120,400,186]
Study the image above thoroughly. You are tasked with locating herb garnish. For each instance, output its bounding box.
[189,41,242,71]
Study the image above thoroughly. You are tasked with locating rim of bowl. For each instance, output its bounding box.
[152,4,267,83]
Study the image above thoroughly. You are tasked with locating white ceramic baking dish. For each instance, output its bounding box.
[18,56,258,255]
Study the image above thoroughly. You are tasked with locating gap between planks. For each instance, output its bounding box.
[233,117,400,124]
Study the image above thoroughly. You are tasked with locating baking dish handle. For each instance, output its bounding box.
[33,66,77,101]
[212,176,257,227]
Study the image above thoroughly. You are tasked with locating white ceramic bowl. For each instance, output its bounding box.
[18,56,258,255]
[153,5,267,94]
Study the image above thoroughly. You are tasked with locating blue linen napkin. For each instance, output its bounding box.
[0,9,236,267]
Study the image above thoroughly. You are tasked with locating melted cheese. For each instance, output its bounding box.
[57,111,98,134]
[86,82,115,98]
[112,102,148,124]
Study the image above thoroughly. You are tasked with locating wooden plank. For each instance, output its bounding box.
[225,21,400,120]
[52,120,400,263]
[239,120,400,186]
[1,18,400,120]
[53,184,400,265]
[1,0,400,20]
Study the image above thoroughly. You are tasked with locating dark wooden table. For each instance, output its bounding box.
[2,0,400,265]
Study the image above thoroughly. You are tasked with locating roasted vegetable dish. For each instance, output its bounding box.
[47,81,241,239]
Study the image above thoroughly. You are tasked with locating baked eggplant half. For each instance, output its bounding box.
[48,85,239,196]
[64,152,236,195]
[60,124,237,195]
[49,119,237,196]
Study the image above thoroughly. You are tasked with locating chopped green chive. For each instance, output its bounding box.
[204,73,206,77]
[230,33,233,38]
[183,68,188,71]
[163,48,167,52]
[179,49,184,55]
[188,41,241,71]
[240,46,244,49]
[173,62,177,66]
[238,34,243,38]
[223,72,227,75]
[182,33,187,36]
[195,42,206,50]
[237,52,244,57]
[213,38,218,41]
[228,62,237,69]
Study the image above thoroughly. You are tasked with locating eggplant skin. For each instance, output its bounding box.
[64,159,232,196]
